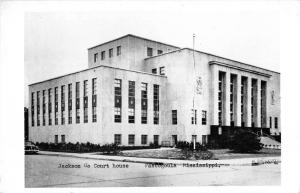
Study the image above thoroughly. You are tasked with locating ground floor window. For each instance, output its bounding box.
[141,135,147,145]
[114,134,121,145]
[153,135,159,145]
[61,135,65,143]
[54,135,58,144]
[128,134,135,145]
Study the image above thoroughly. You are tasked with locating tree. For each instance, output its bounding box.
[228,130,263,153]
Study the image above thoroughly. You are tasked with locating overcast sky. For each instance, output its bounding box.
[24,1,280,106]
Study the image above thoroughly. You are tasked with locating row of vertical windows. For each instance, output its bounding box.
[152,67,165,76]
[128,81,135,123]
[141,83,148,124]
[153,84,159,124]
[114,134,159,145]
[94,46,121,63]
[31,78,97,127]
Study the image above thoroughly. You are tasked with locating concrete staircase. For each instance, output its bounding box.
[260,136,281,149]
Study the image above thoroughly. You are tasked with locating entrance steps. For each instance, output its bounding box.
[260,136,281,149]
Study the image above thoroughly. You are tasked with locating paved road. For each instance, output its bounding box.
[25,154,280,187]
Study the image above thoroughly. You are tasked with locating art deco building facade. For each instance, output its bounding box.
[28,34,280,146]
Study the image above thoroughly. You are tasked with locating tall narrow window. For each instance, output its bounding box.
[54,135,58,144]
[141,135,148,145]
[37,91,40,126]
[114,79,122,123]
[251,79,258,127]
[275,117,278,129]
[141,83,148,124]
[241,76,248,127]
[128,81,135,123]
[54,87,58,125]
[83,80,88,123]
[153,84,159,124]
[147,47,153,57]
[261,81,267,127]
[42,90,46,126]
[159,67,165,75]
[76,82,80,123]
[68,84,72,124]
[114,134,121,145]
[153,135,159,146]
[191,109,197,124]
[101,51,105,60]
[128,134,135,145]
[61,85,65,125]
[48,89,52,125]
[31,92,35,126]
[230,74,236,126]
[94,53,98,63]
[218,72,225,125]
[172,110,177,125]
[109,48,113,58]
[117,46,121,56]
[92,78,97,122]
[202,110,207,125]
[270,117,272,128]
[61,135,65,143]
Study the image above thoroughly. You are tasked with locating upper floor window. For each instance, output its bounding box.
[101,51,105,60]
[117,46,121,56]
[159,67,165,75]
[172,110,177,125]
[157,50,163,55]
[109,48,113,58]
[94,53,98,63]
[147,47,153,57]
[275,117,278,129]
[152,68,157,74]
[202,110,207,125]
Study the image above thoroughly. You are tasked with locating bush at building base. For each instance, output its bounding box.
[228,130,263,153]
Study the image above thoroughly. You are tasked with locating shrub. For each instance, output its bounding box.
[228,130,263,153]
[176,141,207,151]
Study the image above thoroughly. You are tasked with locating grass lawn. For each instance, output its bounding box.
[118,148,213,160]
[210,148,281,160]
[115,148,280,160]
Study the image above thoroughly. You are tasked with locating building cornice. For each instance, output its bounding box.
[209,61,272,78]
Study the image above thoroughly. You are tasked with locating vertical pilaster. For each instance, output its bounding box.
[225,72,231,126]
[212,67,219,125]
[236,74,241,127]
[257,81,261,128]
[246,77,252,127]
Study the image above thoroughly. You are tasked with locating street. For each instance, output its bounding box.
[25,154,280,187]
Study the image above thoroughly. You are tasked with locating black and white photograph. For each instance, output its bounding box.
[1,0,300,192]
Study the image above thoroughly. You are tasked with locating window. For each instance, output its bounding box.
[54,87,58,125]
[68,84,72,124]
[61,135,65,143]
[109,48,113,58]
[61,85,65,125]
[270,117,272,128]
[42,90,46,126]
[101,51,105,60]
[153,135,159,146]
[159,67,165,75]
[202,110,207,125]
[114,79,122,123]
[48,89,52,125]
[172,110,177,125]
[128,134,135,145]
[157,50,163,55]
[83,80,88,123]
[141,135,147,145]
[37,91,40,126]
[152,68,157,74]
[92,78,97,122]
[275,117,278,129]
[75,82,80,123]
[94,53,98,63]
[54,135,58,144]
[153,84,159,124]
[147,47,153,57]
[114,134,121,145]
[191,109,197,124]
[31,92,35,126]
[117,46,121,56]
[128,81,135,123]
[141,83,148,124]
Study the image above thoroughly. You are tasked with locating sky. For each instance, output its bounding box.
[24,1,280,107]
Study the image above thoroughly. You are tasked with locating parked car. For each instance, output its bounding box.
[25,141,39,154]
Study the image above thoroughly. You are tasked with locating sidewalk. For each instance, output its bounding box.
[38,151,281,166]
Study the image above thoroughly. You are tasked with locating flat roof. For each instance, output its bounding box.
[28,65,167,86]
[145,47,280,74]
[87,34,180,50]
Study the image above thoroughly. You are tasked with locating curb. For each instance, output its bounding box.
[37,151,281,167]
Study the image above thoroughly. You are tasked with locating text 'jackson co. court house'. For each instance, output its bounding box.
[28,34,280,146]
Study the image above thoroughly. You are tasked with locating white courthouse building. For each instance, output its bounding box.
[28,34,281,146]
